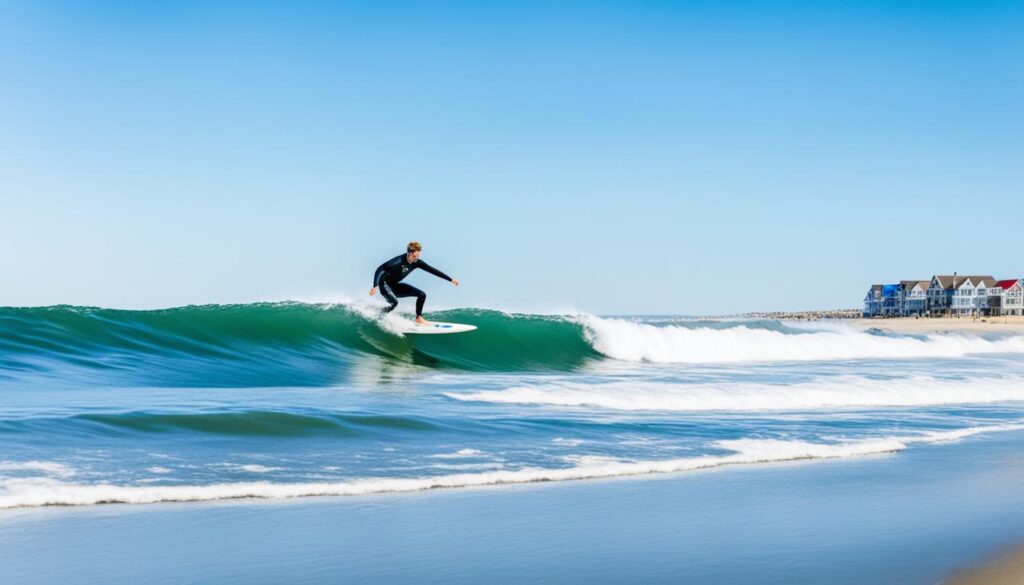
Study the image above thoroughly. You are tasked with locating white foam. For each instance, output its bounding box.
[0,461,75,479]
[578,316,1024,363]
[560,454,626,466]
[2,424,1019,509]
[339,300,413,336]
[224,464,280,474]
[445,375,1024,411]
[428,449,486,459]
[552,437,585,446]
[427,462,507,471]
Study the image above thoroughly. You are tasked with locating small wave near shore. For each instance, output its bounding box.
[446,375,1024,411]
[2,423,1020,509]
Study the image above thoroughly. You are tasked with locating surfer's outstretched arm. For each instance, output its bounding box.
[417,261,456,284]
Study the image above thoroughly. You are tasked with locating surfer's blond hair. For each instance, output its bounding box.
[407,241,422,253]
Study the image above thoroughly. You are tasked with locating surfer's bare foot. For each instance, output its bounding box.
[415,316,431,325]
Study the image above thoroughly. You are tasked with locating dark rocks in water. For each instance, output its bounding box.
[737,309,861,321]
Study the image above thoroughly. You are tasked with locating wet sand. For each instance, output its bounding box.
[2,430,1023,585]
[945,546,1024,585]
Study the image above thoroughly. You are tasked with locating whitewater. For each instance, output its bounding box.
[2,302,1024,509]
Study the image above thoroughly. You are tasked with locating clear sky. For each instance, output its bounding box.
[2,1,1022,314]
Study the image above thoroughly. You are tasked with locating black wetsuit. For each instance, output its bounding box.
[373,254,452,317]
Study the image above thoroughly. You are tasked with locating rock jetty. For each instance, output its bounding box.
[741,309,861,321]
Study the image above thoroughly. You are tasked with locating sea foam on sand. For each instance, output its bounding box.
[1,423,1019,509]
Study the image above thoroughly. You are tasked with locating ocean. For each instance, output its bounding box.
[2,302,1024,510]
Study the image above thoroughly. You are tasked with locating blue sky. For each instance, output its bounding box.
[2,1,1022,314]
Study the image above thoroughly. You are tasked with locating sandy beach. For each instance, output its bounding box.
[843,316,1024,335]
[3,429,1023,585]
[945,546,1024,585]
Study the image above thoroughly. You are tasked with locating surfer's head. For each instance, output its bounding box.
[407,241,422,261]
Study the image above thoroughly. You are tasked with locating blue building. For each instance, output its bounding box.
[880,284,902,317]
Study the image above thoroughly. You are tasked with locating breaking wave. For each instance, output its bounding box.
[445,375,1024,411]
[579,315,1024,364]
[1,303,1023,386]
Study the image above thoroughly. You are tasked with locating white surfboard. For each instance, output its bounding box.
[401,322,477,335]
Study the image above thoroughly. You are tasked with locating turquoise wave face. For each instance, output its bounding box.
[0,303,599,386]
[5,302,1024,388]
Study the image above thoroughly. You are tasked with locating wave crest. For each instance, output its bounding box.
[1,304,1023,386]
[580,316,1024,363]
[445,375,1024,411]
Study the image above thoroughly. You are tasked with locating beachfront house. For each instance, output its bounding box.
[863,284,882,317]
[865,274,1017,318]
[976,278,1000,315]
[951,276,996,316]
[926,275,958,315]
[951,277,977,316]
[998,279,1024,316]
[899,280,929,316]
[881,284,901,317]
[989,281,1006,315]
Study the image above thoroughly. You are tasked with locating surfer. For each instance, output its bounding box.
[370,241,460,325]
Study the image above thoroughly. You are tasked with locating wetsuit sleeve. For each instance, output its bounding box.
[372,262,388,287]
[417,261,453,282]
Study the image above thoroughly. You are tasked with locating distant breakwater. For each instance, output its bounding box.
[740,309,861,321]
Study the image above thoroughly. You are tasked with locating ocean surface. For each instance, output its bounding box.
[2,302,1024,509]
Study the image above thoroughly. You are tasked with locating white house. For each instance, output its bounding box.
[951,276,996,316]
[899,280,929,316]
[975,278,1000,316]
[998,279,1024,316]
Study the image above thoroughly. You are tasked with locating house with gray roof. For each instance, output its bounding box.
[926,275,959,315]
[951,276,996,316]
[862,284,883,317]
[899,280,930,316]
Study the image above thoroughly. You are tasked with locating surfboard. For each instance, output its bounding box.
[401,322,477,335]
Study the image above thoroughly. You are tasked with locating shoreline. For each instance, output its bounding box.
[944,545,1024,585]
[845,316,1024,334]
[3,430,1023,585]
[736,309,1024,334]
